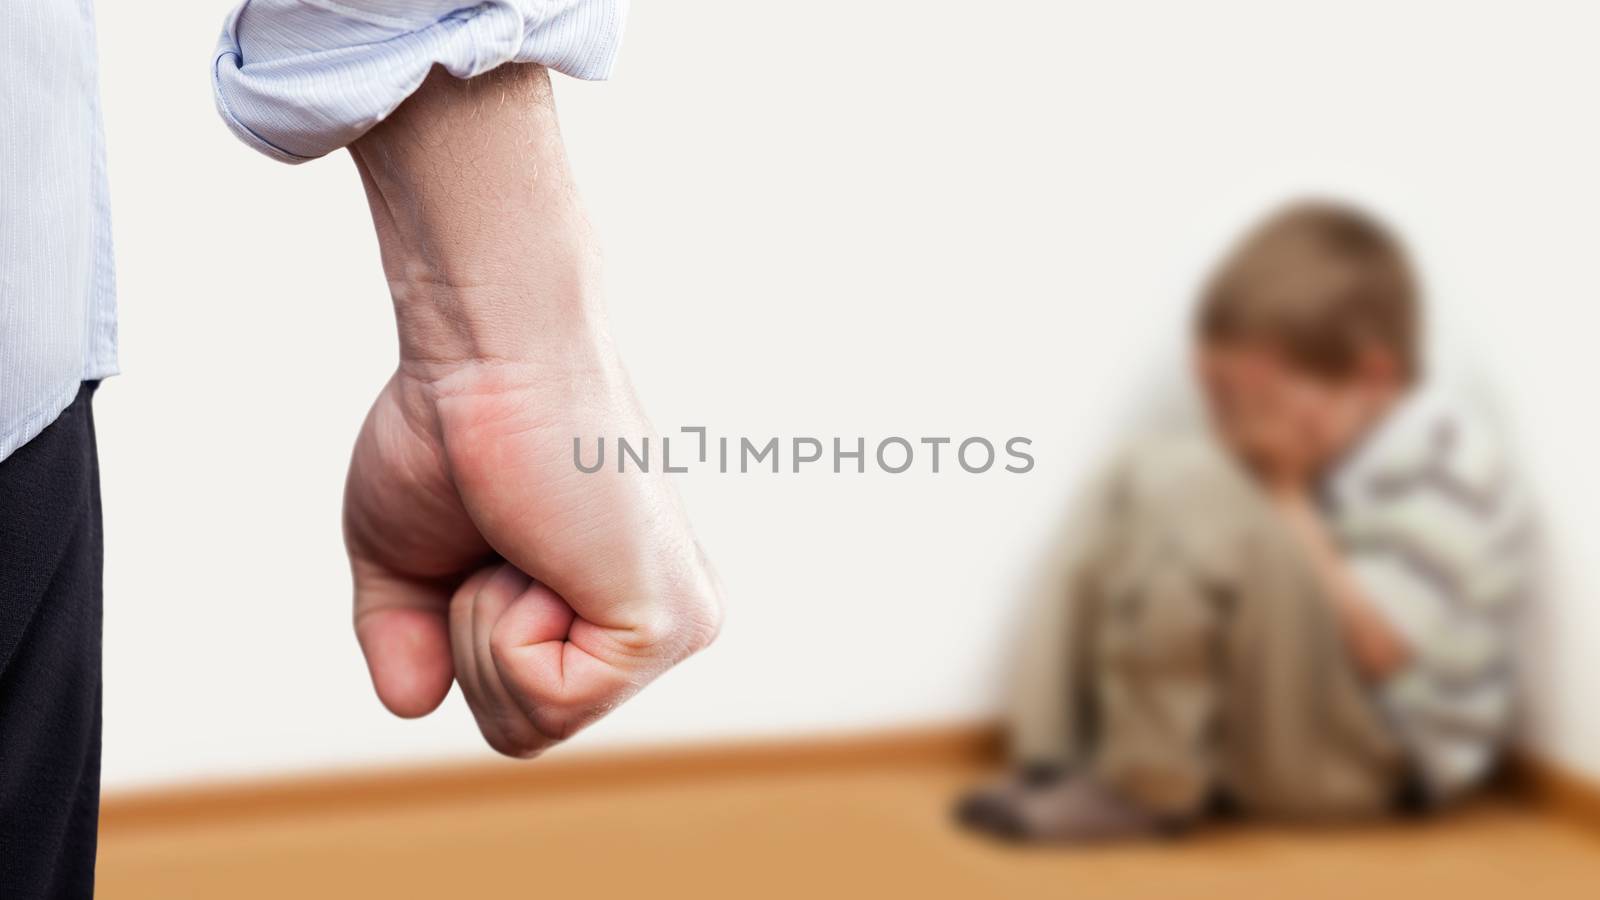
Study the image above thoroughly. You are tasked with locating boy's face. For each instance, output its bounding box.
[1196,340,1396,485]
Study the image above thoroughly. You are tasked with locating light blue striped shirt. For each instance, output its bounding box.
[0,0,625,461]
[0,0,117,460]
[212,1,627,163]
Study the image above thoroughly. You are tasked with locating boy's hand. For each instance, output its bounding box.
[1199,346,1358,492]
[1209,370,1320,491]
[1236,397,1320,494]
[341,64,721,755]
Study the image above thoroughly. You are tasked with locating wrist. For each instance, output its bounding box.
[1267,482,1316,518]
[1253,458,1315,501]
[383,262,608,368]
[1268,477,1309,499]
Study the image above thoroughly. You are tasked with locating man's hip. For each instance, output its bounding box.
[0,381,104,899]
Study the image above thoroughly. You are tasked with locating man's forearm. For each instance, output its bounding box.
[349,64,606,369]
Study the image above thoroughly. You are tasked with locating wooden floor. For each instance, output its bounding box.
[99,734,1600,900]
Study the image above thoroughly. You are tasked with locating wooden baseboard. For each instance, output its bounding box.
[100,721,1005,834]
[100,721,1600,835]
[1505,754,1600,832]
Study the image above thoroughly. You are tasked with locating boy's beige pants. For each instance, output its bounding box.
[1009,435,1404,819]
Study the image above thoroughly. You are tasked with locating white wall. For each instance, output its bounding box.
[95,1,1600,788]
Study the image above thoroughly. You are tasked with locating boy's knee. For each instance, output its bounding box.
[1106,434,1271,580]
[1117,434,1256,512]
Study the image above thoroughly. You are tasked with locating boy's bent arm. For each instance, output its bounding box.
[1271,490,1412,681]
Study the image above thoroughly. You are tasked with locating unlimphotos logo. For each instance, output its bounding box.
[574,427,1034,475]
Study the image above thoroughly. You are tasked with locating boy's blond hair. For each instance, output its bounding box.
[1196,200,1421,382]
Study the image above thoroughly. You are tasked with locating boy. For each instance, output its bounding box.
[960,201,1531,841]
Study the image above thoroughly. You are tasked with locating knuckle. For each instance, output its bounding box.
[485,730,548,760]
[486,624,518,660]
[528,708,580,743]
[669,578,724,658]
[475,710,556,759]
[626,571,724,660]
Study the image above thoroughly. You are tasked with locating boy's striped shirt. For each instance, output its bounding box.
[1325,380,1532,801]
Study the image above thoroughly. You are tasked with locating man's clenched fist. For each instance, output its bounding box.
[346,360,721,756]
[341,64,720,755]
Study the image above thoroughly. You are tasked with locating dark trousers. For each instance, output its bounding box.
[0,383,103,898]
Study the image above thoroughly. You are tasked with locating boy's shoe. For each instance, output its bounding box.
[958,772,1181,843]
[954,762,1069,834]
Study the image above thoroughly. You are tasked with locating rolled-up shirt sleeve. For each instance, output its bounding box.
[212,0,627,163]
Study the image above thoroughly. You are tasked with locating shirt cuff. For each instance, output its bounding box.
[212,0,628,164]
